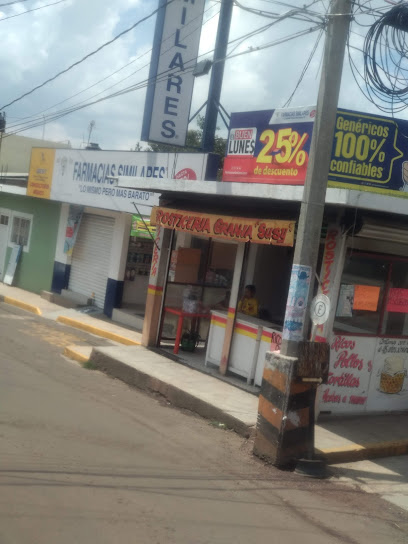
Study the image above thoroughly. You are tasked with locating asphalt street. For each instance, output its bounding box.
[1,302,407,543]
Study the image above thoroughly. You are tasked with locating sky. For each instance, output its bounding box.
[0,0,397,151]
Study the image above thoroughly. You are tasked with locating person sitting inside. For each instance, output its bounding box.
[238,284,259,317]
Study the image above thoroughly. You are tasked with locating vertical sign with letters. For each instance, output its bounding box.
[142,0,206,146]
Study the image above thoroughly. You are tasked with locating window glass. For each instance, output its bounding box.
[10,216,31,248]
[382,261,408,336]
[334,253,388,335]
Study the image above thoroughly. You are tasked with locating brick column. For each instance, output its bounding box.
[254,351,313,467]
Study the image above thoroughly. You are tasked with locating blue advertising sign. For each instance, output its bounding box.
[223,106,408,198]
[328,109,408,197]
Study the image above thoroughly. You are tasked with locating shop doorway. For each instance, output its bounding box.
[159,234,237,367]
[112,217,155,330]
[0,211,10,281]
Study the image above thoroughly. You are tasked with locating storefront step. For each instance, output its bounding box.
[112,308,144,331]
[41,290,89,309]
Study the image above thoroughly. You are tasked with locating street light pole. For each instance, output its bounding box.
[280,0,353,358]
[201,0,234,152]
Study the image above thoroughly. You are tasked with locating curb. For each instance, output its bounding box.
[56,316,141,346]
[1,295,42,316]
[317,439,408,464]
[63,346,90,364]
[90,348,255,439]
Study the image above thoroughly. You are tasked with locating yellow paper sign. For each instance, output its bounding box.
[353,285,380,312]
[27,148,56,199]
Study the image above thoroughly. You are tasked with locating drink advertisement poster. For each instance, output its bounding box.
[222,106,316,185]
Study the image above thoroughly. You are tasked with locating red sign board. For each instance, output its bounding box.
[222,106,316,185]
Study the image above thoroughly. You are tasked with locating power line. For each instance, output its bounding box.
[0,0,67,22]
[282,26,324,107]
[234,0,326,24]
[11,2,221,123]
[7,22,324,133]
[4,23,324,138]
[0,0,30,6]
[0,0,175,110]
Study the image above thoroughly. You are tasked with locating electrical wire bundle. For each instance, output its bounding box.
[362,2,408,113]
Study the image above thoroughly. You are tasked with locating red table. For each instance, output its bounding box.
[162,306,211,355]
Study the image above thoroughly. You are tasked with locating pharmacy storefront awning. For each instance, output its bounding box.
[150,206,295,246]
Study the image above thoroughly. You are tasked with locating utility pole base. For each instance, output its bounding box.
[253,352,314,467]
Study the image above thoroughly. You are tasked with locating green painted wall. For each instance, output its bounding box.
[1,194,61,293]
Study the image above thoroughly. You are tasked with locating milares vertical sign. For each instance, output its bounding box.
[142,0,205,146]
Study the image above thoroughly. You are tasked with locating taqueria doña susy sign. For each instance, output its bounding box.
[150,207,295,246]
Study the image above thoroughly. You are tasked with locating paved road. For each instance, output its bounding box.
[1,302,407,544]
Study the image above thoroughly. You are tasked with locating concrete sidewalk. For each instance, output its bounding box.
[0,284,142,346]
[1,283,408,466]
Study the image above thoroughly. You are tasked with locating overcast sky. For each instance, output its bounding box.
[0,0,394,150]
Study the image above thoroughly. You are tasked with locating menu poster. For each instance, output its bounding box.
[366,338,408,411]
[319,335,376,414]
[386,288,408,314]
[353,285,381,312]
[336,284,354,317]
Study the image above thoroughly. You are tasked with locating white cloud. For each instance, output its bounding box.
[0,0,405,152]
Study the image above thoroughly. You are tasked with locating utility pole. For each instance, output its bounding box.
[280,0,353,358]
[201,0,233,152]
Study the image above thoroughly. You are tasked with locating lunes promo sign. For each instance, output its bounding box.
[222,106,316,185]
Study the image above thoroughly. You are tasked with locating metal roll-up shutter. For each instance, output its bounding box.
[69,213,115,308]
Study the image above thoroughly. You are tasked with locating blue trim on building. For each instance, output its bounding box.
[51,261,71,293]
[141,0,167,141]
[104,278,124,318]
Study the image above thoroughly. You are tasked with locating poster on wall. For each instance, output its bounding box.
[366,338,408,412]
[336,284,354,317]
[64,205,84,256]
[353,284,381,311]
[319,335,376,414]
[386,288,408,313]
[27,149,217,216]
[27,148,56,199]
[282,264,311,341]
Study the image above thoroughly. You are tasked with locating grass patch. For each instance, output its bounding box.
[82,360,98,370]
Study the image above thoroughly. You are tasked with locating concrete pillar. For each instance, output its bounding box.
[253,351,313,466]
[104,213,132,318]
[244,243,258,285]
[142,225,172,347]
[51,203,72,293]
[219,243,245,375]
